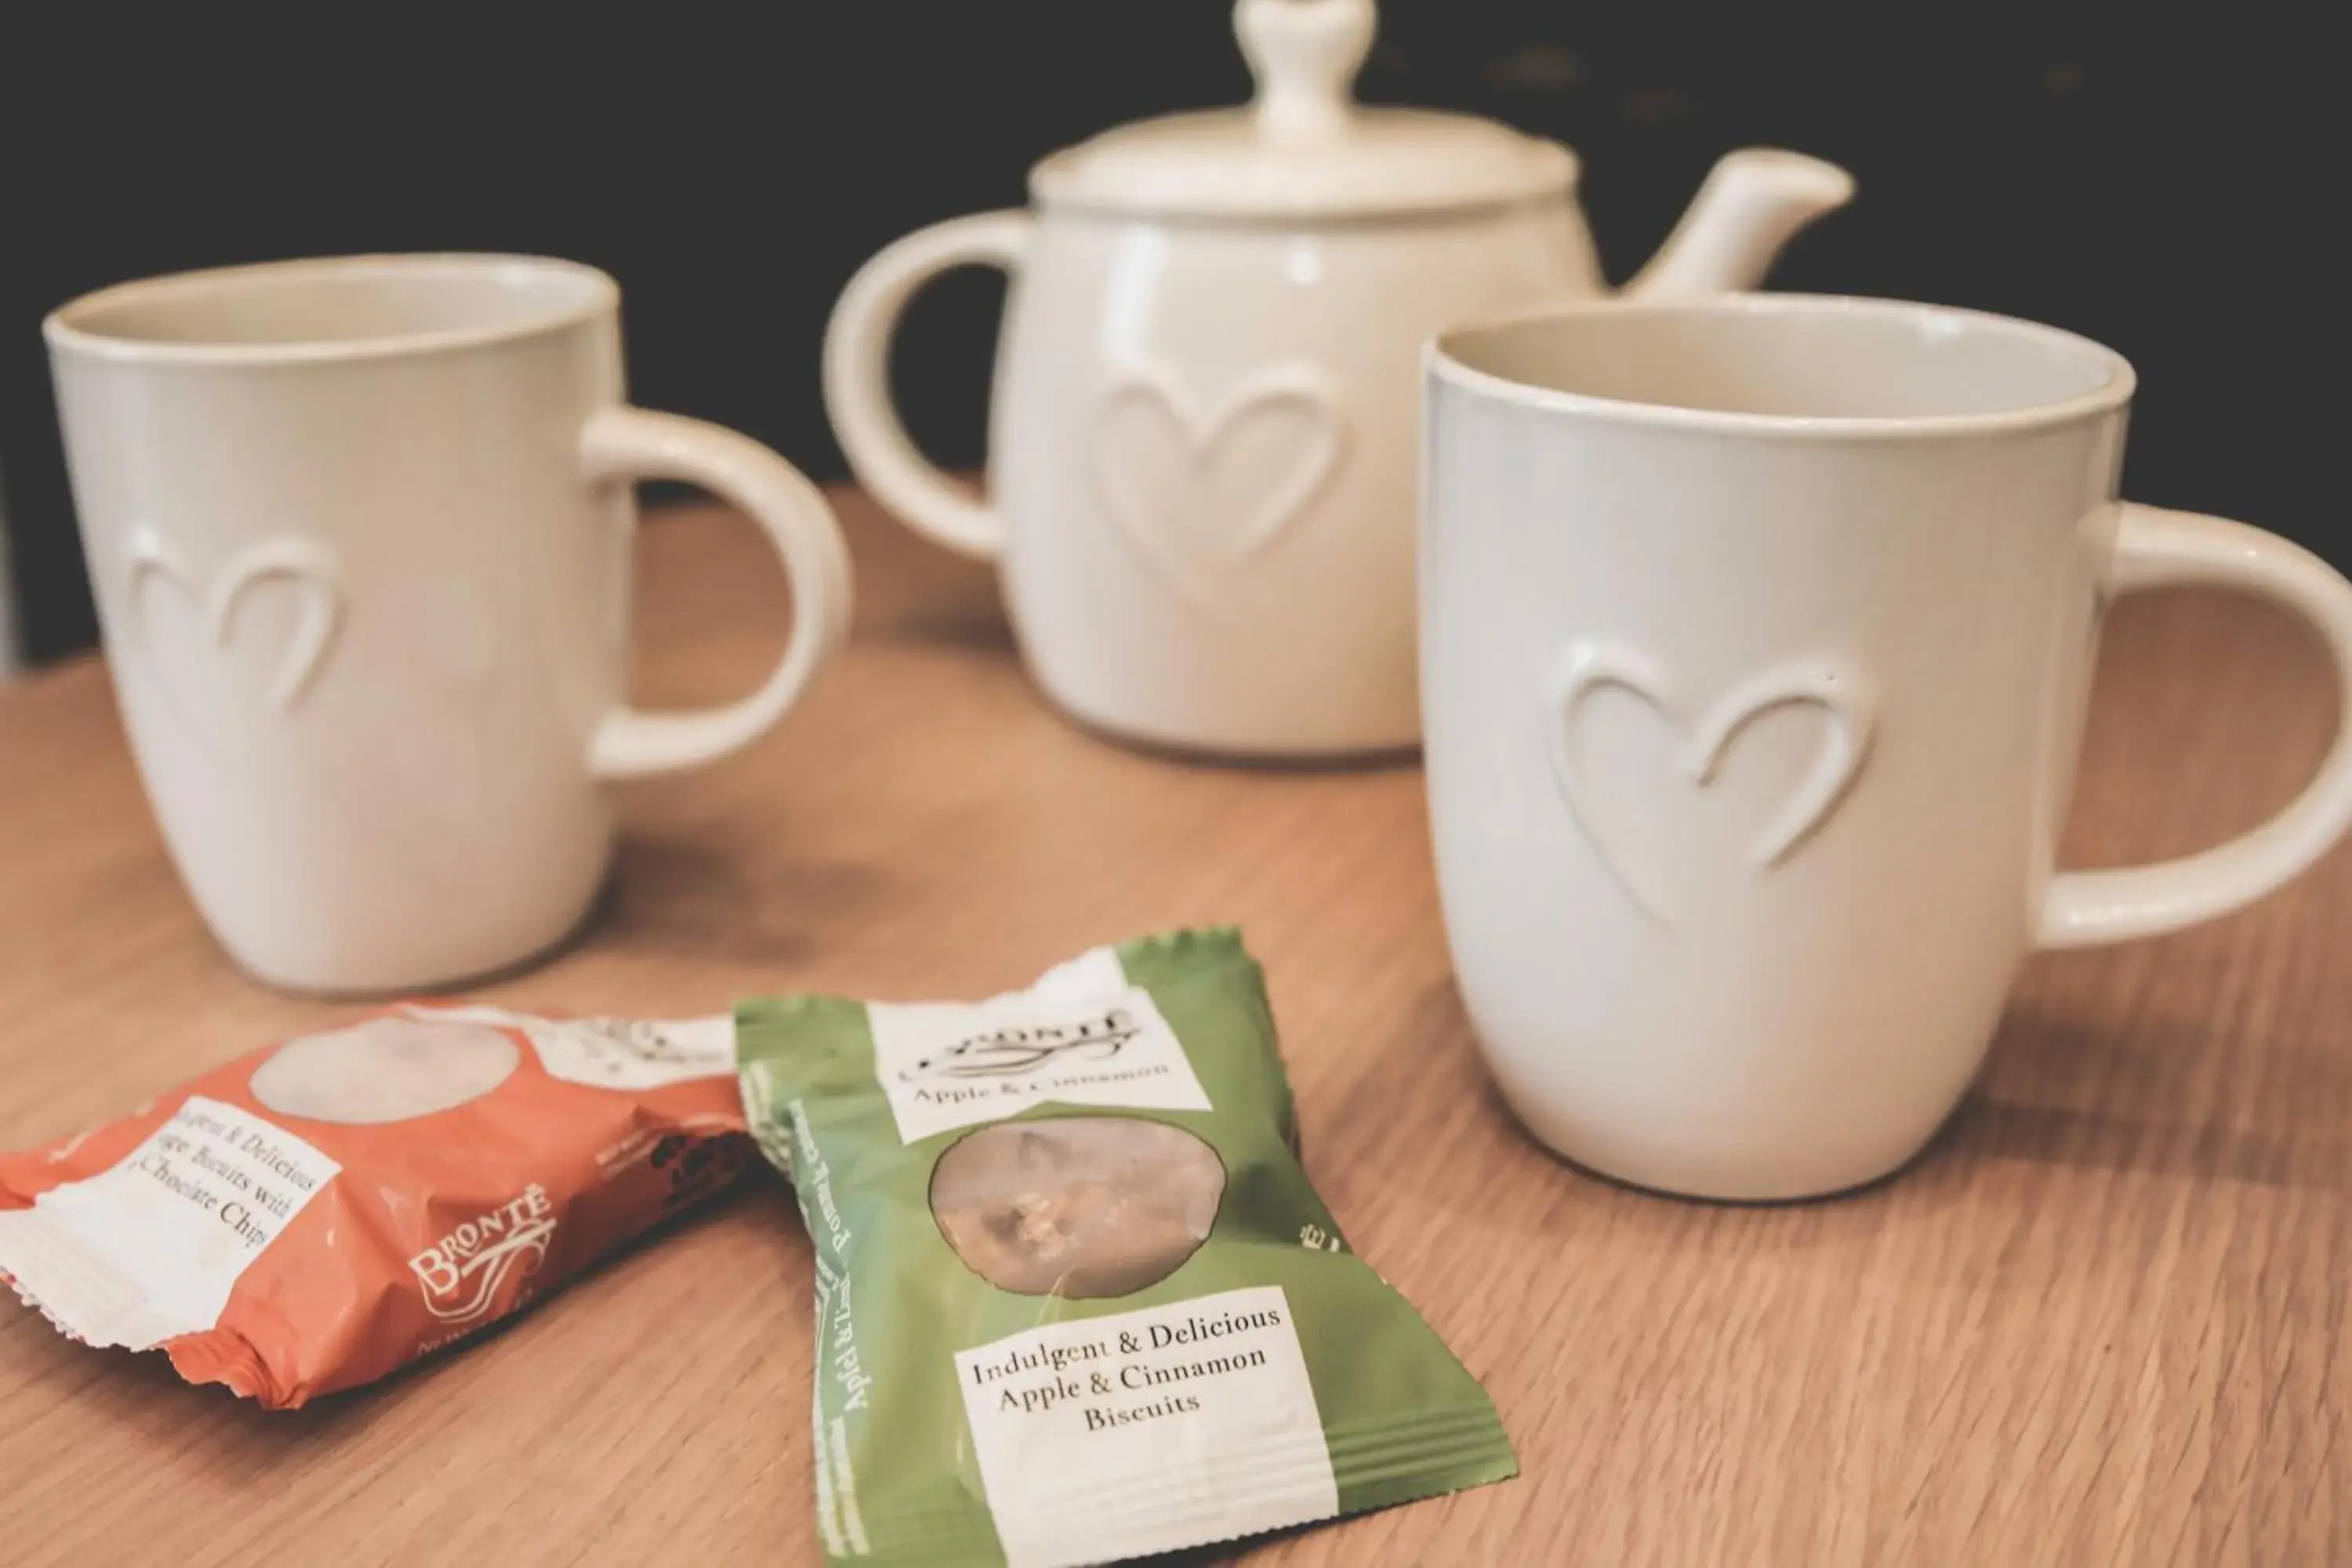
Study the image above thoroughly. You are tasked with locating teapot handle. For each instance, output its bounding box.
[823,211,1030,561]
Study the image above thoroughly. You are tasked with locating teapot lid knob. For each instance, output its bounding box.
[1236,0,1376,139]
[1029,0,1577,220]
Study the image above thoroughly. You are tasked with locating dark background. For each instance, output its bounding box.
[1,2,2339,665]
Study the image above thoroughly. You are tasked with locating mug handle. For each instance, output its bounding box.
[2038,503,2352,949]
[579,408,853,781]
[822,210,1031,561]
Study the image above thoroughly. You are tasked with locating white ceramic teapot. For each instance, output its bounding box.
[827,0,1853,757]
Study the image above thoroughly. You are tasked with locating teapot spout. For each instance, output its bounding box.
[1624,149,1855,299]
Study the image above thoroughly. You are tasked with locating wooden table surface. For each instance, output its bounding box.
[3,489,2348,1566]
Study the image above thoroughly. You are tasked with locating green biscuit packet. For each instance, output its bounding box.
[735,927,1515,1568]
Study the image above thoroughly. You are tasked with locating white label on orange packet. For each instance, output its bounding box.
[0,1096,337,1349]
[408,1005,737,1092]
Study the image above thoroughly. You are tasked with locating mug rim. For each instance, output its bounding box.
[1426,293,2139,441]
[43,252,620,367]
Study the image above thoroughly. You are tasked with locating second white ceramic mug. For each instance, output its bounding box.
[1422,296,2352,1200]
[48,255,853,994]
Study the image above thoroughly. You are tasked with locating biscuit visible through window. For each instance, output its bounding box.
[928,1116,1225,1298]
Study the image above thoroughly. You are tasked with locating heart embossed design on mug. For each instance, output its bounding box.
[1546,641,1877,927]
[1093,362,1347,615]
[125,526,345,749]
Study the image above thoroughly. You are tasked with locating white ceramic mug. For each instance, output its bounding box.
[46,255,852,994]
[1422,296,2352,1201]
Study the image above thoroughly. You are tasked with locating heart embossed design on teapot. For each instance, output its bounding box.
[1093,364,1347,615]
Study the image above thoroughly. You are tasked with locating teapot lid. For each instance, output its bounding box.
[1029,0,1577,221]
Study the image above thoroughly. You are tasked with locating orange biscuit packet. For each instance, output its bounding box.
[0,1004,749,1409]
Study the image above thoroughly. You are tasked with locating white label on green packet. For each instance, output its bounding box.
[953,1286,1338,1568]
[867,951,1210,1143]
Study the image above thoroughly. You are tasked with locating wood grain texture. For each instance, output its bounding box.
[2,489,2347,1566]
